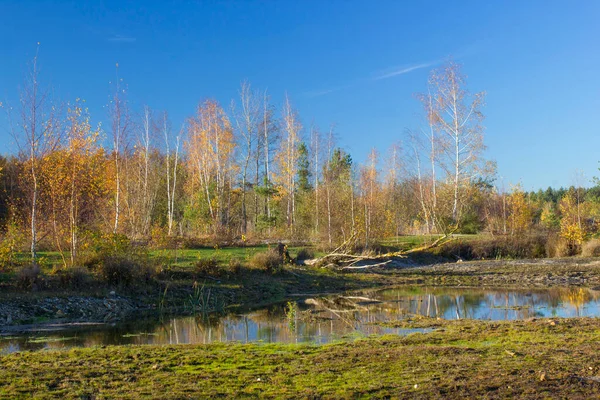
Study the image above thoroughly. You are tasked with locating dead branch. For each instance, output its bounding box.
[305,234,454,270]
[340,260,392,270]
[404,234,455,254]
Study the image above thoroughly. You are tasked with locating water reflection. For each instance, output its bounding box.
[2,287,599,353]
[369,287,600,320]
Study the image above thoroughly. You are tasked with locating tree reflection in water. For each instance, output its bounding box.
[3,287,600,353]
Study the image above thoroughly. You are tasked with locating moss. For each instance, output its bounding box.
[2,318,600,398]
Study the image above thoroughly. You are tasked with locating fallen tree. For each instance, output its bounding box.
[303,233,455,270]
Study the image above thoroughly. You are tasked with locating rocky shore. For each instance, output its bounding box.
[0,293,144,327]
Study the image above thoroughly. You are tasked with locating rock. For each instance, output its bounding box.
[55,310,65,318]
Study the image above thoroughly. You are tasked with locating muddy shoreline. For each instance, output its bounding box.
[2,256,600,332]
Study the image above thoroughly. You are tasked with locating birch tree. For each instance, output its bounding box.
[277,94,301,232]
[429,61,485,225]
[109,63,130,234]
[163,112,180,236]
[64,102,104,263]
[310,125,322,235]
[186,100,235,234]
[233,81,260,234]
[360,149,379,247]
[417,88,442,232]
[13,46,60,262]
[139,105,153,236]
[408,131,431,234]
[384,142,404,237]
[254,91,278,231]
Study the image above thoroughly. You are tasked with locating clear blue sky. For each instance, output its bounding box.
[1,0,599,190]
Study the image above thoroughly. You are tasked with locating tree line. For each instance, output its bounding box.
[0,52,598,267]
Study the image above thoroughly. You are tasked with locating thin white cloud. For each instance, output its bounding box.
[304,58,441,98]
[372,61,436,81]
[108,35,137,43]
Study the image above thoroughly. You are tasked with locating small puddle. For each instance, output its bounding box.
[2,286,599,353]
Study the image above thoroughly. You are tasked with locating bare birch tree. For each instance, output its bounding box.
[109,63,130,234]
[429,61,485,224]
[408,130,431,234]
[12,45,60,262]
[233,81,260,234]
[310,124,322,235]
[140,105,152,235]
[163,112,180,236]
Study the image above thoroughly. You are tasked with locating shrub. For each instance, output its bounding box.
[0,241,15,272]
[97,256,137,286]
[227,258,242,275]
[558,240,579,257]
[149,225,169,249]
[544,235,560,258]
[250,249,283,274]
[84,232,125,254]
[80,233,156,286]
[95,255,156,286]
[16,264,45,291]
[581,239,600,257]
[546,235,579,257]
[194,257,222,277]
[58,266,91,289]
[0,222,25,272]
[435,235,548,260]
[137,263,159,284]
[295,248,315,261]
[457,211,483,234]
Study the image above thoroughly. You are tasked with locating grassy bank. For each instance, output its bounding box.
[2,318,600,399]
[3,233,600,327]
[14,245,324,271]
[3,253,600,326]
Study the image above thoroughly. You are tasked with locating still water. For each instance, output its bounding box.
[2,286,599,353]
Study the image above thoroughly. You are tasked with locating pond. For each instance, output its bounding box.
[2,286,599,353]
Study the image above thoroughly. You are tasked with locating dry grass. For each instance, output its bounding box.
[582,239,600,257]
[249,248,283,274]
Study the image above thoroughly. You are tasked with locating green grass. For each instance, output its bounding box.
[379,234,485,252]
[150,245,323,269]
[2,318,599,398]
[12,245,323,271]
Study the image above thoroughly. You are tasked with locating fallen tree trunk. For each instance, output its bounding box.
[403,234,454,254]
[340,260,392,270]
[303,234,455,270]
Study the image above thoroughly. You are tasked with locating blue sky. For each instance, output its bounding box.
[1,0,599,190]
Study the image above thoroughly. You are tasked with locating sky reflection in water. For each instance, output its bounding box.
[2,286,598,353]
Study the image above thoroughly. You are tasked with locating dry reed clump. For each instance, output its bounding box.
[581,239,600,257]
[249,248,283,274]
[546,235,580,257]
